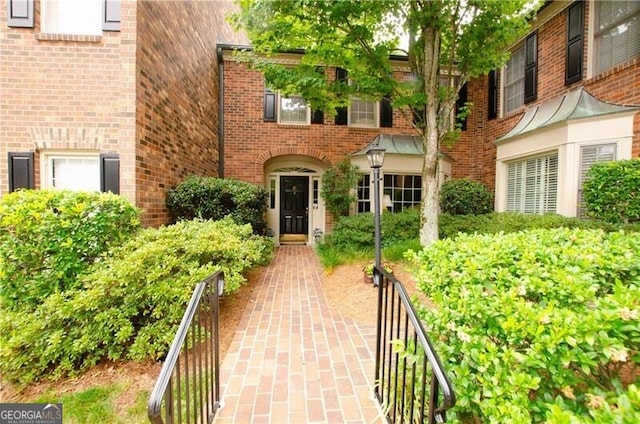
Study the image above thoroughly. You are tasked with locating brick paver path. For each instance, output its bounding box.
[214,246,383,423]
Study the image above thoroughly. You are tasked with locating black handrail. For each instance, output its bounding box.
[374,266,456,423]
[148,271,224,424]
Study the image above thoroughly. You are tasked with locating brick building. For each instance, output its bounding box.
[3,0,639,244]
[452,0,640,217]
[1,0,245,226]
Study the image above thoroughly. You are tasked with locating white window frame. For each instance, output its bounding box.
[577,143,617,217]
[41,0,103,36]
[356,173,371,213]
[277,94,311,125]
[383,173,422,213]
[41,151,101,191]
[502,43,526,115]
[591,0,640,77]
[348,97,379,128]
[505,152,558,214]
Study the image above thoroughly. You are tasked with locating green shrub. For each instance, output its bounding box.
[439,178,493,215]
[166,176,269,235]
[439,212,608,239]
[320,159,361,218]
[409,228,640,422]
[0,190,140,310]
[583,159,640,224]
[0,218,273,386]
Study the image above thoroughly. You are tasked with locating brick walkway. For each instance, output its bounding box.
[214,246,383,424]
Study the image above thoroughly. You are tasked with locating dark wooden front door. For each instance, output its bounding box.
[280,176,309,235]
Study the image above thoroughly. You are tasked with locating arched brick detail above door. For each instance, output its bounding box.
[256,147,332,169]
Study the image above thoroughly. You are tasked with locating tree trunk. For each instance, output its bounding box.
[419,25,441,247]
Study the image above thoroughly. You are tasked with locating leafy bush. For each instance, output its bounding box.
[0,190,140,310]
[166,176,269,235]
[409,228,640,422]
[320,159,361,218]
[439,178,492,215]
[583,159,640,224]
[0,218,273,385]
[439,212,608,239]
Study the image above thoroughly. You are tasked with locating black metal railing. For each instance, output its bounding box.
[148,271,224,424]
[373,267,456,423]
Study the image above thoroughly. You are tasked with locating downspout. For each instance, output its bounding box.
[217,46,225,177]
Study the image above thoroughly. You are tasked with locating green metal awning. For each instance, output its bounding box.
[351,134,453,161]
[496,88,640,143]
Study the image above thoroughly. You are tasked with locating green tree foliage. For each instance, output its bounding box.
[0,218,273,386]
[232,0,541,245]
[409,228,640,422]
[166,175,269,235]
[439,178,493,215]
[320,158,361,218]
[0,190,140,310]
[583,158,640,224]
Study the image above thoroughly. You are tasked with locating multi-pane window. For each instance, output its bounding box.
[578,144,616,217]
[356,174,371,213]
[350,98,378,127]
[47,155,100,191]
[506,153,558,214]
[504,44,526,114]
[41,0,103,35]
[594,0,640,75]
[383,174,422,213]
[278,95,310,124]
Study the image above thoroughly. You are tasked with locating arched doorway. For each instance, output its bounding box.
[264,156,326,245]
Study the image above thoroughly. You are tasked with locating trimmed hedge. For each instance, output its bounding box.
[0,218,273,386]
[583,159,640,224]
[0,190,140,310]
[166,176,269,235]
[410,228,640,422]
[440,178,493,215]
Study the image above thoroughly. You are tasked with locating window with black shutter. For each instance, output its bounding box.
[380,96,393,128]
[524,31,538,104]
[264,89,277,122]
[456,82,468,130]
[334,68,348,125]
[8,152,34,192]
[7,0,34,28]
[100,153,120,194]
[488,70,498,120]
[102,0,121,31]
[311,109,324,124]
[566,1,584,85]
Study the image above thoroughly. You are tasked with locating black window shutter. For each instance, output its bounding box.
[7,0,34,28]
[264,90,277,122]
[413,108,424,128]
[565,1,584,85]
[488,70,498,120]
[311,109,324,124]
[102,0,121,31]
[100,153,120,194]
[456,82,468,131]
[524,31,538,104]
[8,152,34,192]
[334,68,348,125]
[380,96,393,128]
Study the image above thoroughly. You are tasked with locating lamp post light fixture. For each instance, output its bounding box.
[366,146,385,286]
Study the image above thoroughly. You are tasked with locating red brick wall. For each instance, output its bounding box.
[135,1,245,226]
[0,0,137,201]
[453,1,640,191]
[222,59,416,185]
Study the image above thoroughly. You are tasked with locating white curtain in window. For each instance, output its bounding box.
[350,99,377,126]
[506,153,558,214]
[504,45,525,114]
[52,157,100,191]
[577,144,617,216]
[595,1,640,74]
[279,96,308,124]
[42,0,102,35]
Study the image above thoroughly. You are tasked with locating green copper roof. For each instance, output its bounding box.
[496,88,640,143]
[351,134,423,156]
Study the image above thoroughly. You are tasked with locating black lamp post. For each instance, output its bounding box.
[366,146,385,285]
